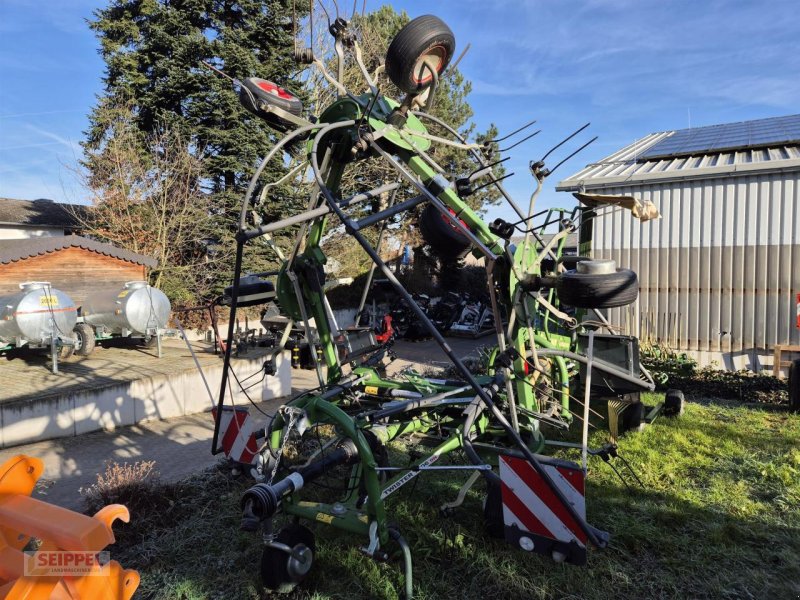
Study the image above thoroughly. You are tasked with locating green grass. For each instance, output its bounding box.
[109,395,800,600]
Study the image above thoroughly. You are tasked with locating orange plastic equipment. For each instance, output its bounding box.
[0,455,140,600]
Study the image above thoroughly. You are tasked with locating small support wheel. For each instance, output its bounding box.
[261,523,316,593]
[73,323,96,357]
[663,389,685,417]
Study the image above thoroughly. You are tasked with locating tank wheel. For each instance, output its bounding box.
[73,323,96,357]
[142,335,160,348]
[261,523,316,593]
[57,343,75,360]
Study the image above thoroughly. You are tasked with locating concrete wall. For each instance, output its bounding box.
[0,351,291,448]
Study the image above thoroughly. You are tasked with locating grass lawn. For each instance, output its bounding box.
[105,392,800,600]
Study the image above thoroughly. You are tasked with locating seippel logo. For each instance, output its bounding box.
[23,551,111,577]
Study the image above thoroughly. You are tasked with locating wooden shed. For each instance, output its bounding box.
[0,235,157,305]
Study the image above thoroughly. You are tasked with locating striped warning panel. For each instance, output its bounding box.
[211,406,259,465]
[499,454,587,551]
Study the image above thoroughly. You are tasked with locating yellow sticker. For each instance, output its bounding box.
[358,514,369,524]
[39,295,58,307]
[364,386,379,395]
[316,512,334,524]
[117,290,130,298]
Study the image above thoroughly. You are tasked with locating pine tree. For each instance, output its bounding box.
[84,0,303,297]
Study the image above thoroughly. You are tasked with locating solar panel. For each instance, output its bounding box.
[638,114,800,160]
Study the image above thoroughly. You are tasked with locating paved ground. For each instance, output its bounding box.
[0,336,486,510]
[0,339,225,404]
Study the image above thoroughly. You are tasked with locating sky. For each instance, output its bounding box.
[0,0,798,223]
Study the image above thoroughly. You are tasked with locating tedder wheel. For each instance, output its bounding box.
[789,359,800,413]
[663,388,685,417]
[418,203,471,259]
[557,260,638,309]
[385,15,455,94]
[619,393,644,434]
[261,523,316,593]
[73,323,96,357]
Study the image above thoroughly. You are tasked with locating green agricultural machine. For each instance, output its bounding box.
[209,9,671,597]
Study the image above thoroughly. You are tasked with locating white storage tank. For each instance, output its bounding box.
[82,281,171,336]
[0,282,78,346]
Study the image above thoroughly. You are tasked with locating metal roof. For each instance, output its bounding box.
[0,198,84,228]
[0,235,158,268]
[639,114,800,160]
[557,116,800,191]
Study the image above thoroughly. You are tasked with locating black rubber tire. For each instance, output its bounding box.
[419,203,470,259]
[789,359,800,413]
[261,523,316,593]
[73,323,96,357]
[241,78,303,115]
[663,388,685,417]
[558,255,591,271]
[557,268,638,309]
[620,399,645,434]
[385,15,455,94]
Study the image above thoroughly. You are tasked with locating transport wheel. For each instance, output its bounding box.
[261,523,316,593]
[663,388,685,417]
[419,203,471,258]
[557,261,638,309]
[789,359,800,413]
[73,323,96,357]
[385,15,455,94]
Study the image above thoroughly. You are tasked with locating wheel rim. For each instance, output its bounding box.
[412,45,446,85]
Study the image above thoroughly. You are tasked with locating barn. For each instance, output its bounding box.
[0,198,157,305]
[556,114,800,372]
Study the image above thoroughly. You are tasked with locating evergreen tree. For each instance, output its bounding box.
[84,0,303,297]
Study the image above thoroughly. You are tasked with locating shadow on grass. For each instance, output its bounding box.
[107,402,800,600]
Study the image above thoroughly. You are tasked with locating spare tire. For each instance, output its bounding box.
[557,268,638,309]
[419,203,471,258]
[386,15,455,94]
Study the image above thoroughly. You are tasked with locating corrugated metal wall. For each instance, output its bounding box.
[589,171,800,369]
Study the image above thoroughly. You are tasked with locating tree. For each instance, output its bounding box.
[76,104,224,306]
[84,0,304,291]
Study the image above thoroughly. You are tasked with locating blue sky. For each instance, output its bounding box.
[1,0,798,222]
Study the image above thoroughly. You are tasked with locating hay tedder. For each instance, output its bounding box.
[209,8,671,597]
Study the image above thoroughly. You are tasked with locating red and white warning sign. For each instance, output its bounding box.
[212,406,260,465]
[796,292,799,329]
[499,454,587,562]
